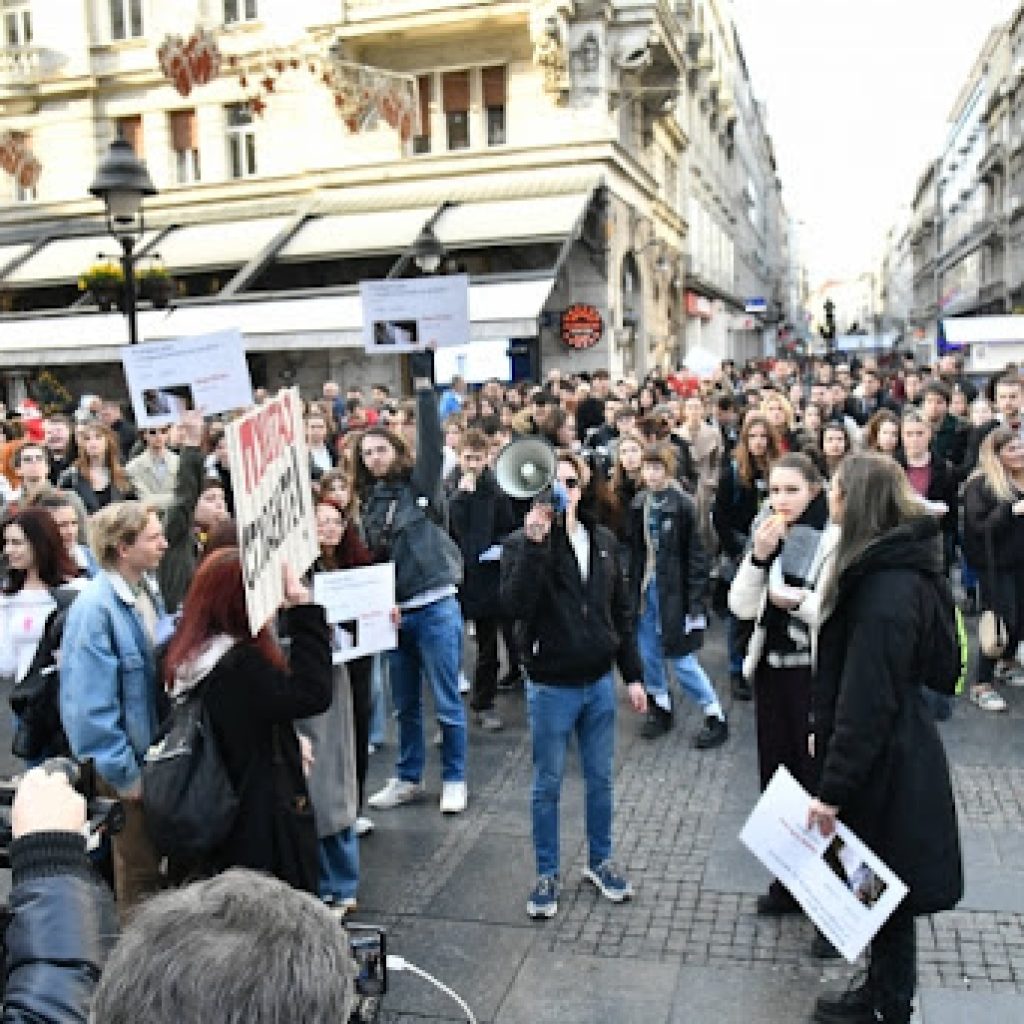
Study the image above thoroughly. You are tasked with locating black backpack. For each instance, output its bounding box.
[917,573,968,698]
[142,679,239,858]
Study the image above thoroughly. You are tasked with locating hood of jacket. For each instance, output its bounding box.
[170,633,237,698]
[838,515,943,595]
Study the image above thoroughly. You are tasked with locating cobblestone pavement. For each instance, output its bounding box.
[359,620,1024,1023]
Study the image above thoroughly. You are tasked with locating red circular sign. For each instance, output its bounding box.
[561,304,603,350]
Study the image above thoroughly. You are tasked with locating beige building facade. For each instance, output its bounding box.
[0,0,795,400]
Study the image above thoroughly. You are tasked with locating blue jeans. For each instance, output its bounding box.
[527,673,616,879]
[637,581,719,710]
[387,595,467,784]
[368,654,388,747]
[318,827,359,902]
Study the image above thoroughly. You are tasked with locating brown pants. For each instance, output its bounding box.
[98,778,163,921]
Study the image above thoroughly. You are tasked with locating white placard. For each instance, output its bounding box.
[226,387,319,636]
[313,564,398,663]
[360,275,469,353]
[739,766,908,963]
[121,329,254,428]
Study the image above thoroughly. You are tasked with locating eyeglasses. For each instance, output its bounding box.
[19,452,45,463]
[560,477,580,489]
[146,427,170,436]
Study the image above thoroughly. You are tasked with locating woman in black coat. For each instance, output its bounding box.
[163,549,332,894]
[808,452,962,1024]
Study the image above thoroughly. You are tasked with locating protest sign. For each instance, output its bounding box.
[313,564,398,663]
[739,766,908,963]
[121,329,253,428]
[226,387,318,635]
[360,274,469,353]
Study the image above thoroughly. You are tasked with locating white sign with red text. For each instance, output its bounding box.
[226,387,318,635]
[121,329,253,428]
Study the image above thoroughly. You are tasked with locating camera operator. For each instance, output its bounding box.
[501,450,646,920]
[2,767,117,1024]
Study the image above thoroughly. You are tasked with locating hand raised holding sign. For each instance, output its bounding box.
[280,562,311,608]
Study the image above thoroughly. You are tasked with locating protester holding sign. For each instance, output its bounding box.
[808,453,962,1024]
[357,354,468,816]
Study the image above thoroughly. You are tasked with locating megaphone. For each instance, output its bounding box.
[494,437,558,501]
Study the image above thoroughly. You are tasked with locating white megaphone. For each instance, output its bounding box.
[494,436,559,501]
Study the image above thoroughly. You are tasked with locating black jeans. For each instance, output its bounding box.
[977,567,1024,684]
[868,904,916,1022]
[348,656,372,810]
[471,616,520,711]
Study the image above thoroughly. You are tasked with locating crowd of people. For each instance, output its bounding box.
[1,346,1018,1023]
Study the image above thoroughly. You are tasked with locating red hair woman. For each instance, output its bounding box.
[162,550,331,892]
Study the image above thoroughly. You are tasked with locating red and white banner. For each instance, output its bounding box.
[226,387,318,635]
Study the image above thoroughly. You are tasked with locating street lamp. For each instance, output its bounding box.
[411,225,444,274]
[88,139,156,344]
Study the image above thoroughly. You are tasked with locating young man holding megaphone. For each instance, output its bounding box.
[500,447,647,921]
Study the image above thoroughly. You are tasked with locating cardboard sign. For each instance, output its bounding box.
[226,387,319,635]
[121,329,253,428]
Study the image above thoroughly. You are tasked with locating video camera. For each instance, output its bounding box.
[0,758,125,869]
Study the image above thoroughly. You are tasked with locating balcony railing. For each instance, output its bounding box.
[0,46,46,86]
[343,0,515,19]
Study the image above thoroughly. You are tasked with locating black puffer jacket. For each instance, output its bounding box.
[501,514,642,686]
[3,832,117,1023]
[814,516,963,915]
[627,484,708,657]
[712,460,767,557]
[962,474,1024,571]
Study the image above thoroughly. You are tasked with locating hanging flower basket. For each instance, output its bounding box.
[139,267,175,309]
[78,261,125,312]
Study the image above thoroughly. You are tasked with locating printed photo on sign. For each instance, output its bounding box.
[372,320,418,347]
[121,329,254,428]
[142,384,194,418]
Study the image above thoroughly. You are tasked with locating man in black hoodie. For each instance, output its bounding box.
[502,449,646,921]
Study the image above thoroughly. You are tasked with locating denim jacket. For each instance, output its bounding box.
[60,572,161,793]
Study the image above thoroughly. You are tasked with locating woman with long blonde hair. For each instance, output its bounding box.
[57,422,135,515]
[963,427,1024,709]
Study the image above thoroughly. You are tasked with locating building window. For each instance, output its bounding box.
[664,154,678,206]
[3,3,31,46]
[116,115,144,157]
[413,75,432,154]
[170,109,200,183]
[482,66,506,146]
[442,70,470,151]
[225,102,256,178]
[109,0,143,41]
[223,0,258,24]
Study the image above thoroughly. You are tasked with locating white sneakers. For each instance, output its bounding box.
[354,815,375,837]
[367,778,424,809]
[440,781,468,814]
[367,777,468,814]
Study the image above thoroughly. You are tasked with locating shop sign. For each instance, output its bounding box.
[561,304,604,350]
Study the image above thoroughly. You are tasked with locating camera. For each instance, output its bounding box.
[0,758,125,868]
[347,923,387,1023]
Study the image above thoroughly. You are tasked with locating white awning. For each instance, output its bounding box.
[434,193,591,247]
[943,315,1024,345]
[4,234,157,286]
[0,275,556,366]
[278,207,435,262]
[0,243,30,273]
[146,216,292,273]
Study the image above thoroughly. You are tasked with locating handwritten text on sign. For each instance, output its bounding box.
[227,387,318,635]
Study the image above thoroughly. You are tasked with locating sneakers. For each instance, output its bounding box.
[995,663,1024,688]
[458,671,471,695]
[812,971,873,1023]
[693,714,728,749]
[583,860,634,903]
[367,778,424,809]
[970,684,1007,712]
[730,672,752,701]
[474,709,504,731]
[323,895,358,919]
[527,876,559,919]
[440,780,468,814]
[354,815,374,837]
[640,703,673,739]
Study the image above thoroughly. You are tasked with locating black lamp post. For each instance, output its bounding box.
[88,139,156,344]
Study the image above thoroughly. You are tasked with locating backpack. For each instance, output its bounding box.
[918,573,968,698]
[142,680,239,859]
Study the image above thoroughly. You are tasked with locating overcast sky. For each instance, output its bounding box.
[730,0,1018,288]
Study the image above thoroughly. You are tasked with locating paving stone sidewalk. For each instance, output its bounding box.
[357,623,1024,1023]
